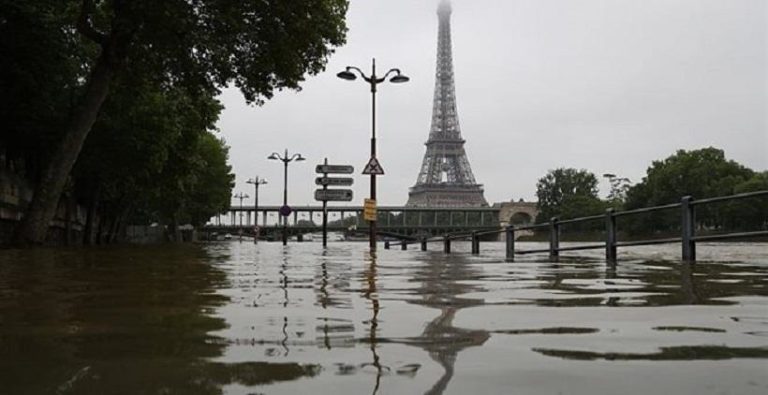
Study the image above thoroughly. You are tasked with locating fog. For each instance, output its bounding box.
[218,0,767,207]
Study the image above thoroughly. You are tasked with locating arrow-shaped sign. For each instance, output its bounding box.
[315,189,354,202]
[315,177,354,187]
[316,164,354,174]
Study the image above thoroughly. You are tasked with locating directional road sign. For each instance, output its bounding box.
[315,176,354,187]
[315,189,353,202]
[316,164,354,174]
[279,205,292,216]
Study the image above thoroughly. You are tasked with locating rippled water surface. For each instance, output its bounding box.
[1,242,767,394]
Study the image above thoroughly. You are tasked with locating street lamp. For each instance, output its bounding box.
[337,58,409,250]
[246,176,268,243]
[268,149,306,245]
[233,192,249,241]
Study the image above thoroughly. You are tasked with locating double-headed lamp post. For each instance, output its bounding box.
[233,192,249,241]
[268,149,306,246]
[337,58,409,250]
[246,176,268,243]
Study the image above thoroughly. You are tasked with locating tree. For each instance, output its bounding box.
[624,147,755,233]
[13,0,349,244]
[185,134,235,228]
[603,174,632,207]
[69,69,231,243]
[723,172,768,230]
[535,168,603,224]
[0,0,88,176]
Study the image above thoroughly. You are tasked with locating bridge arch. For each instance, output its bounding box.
[497,201,539,228]
[508,211,533,226]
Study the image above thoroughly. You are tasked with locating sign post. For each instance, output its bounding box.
[322,159,328,247]
[315,159,354,247]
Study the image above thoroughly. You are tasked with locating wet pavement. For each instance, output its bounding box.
[0,242,766,394]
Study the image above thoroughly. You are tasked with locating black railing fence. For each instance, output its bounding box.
[384,191,768,262]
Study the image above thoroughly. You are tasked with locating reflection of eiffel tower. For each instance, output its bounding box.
[409,252,489,395]
[407,0,488,208]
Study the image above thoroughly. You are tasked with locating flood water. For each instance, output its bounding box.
[1,241,767,394]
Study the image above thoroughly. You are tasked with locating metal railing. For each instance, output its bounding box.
[383,190,768,262]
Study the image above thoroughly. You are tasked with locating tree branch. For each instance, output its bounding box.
[77,0,107,46]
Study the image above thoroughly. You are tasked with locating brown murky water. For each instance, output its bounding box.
[0,242,766,394]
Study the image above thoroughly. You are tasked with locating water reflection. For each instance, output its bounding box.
[362,251,385,394]
[519,256,767,307]
[534,345,768,361]
[405,251,490,395]
[0,247,320,395]
[3,242,767,394]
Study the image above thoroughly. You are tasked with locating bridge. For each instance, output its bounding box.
[205,205,503,240]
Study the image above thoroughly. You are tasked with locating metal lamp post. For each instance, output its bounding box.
[268,149,306,246]
[246,176,268,243]
[233,192,249,241]
[337,58,409,249]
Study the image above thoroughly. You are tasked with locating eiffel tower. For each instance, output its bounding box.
[407,0,488,207]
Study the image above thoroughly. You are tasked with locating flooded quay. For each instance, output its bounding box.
[1,242,767,395]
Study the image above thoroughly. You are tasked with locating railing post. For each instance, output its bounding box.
[505,226,515,262]
[681,196,696,262]
[401,240,407,250]
[421,237,427,251]
[471,231,479,255]
[384,240,390,250]
[549,217,560,261]
[443,235,451,254]
[605,208,617,263]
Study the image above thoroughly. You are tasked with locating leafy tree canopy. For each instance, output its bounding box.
[89,0,349,103]
[6,0,349,244]
[535,168,603,223]
[625,147,754,209]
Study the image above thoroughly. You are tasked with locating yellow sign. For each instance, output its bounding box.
[363,198,377,221]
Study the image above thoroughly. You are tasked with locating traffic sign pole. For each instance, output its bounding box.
[322,158,328,247]
[315,160,355,246]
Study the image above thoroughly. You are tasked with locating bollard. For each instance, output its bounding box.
[443,236,451,254]
[605,208,617,263]
[681,196,696,262]
[401,240,407,250]
[549,217,560,261]
[505,226,515,262]
[384,241,390,250]
[421,237,427,251]
[471,231,479,255]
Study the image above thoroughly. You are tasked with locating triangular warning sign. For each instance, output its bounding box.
[362,157,385,175]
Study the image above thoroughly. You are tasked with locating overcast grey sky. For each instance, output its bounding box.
[218,0,767,208]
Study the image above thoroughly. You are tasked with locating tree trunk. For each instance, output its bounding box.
[64,192,78,246]
[82,188,100,245]
[13,36,126,246]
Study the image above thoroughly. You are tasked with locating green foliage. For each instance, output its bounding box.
[185,134,235,227]
[722,172,768,230]
[604,174,631,206]
[0,0,86,172]
[626,147,753,208]
[624,147,756,233]
[535,168,602,223]
[3,0,349,243]
[73,72,233,231]
[100,0,349,104]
